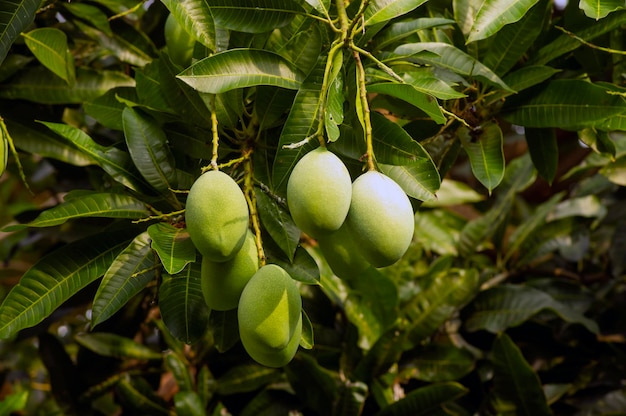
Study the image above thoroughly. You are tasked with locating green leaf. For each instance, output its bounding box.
[115,377,169,416]
[165,351,195,392]
[459,122,505,193]
[75,332,162,360]
[364,0,428,26]
[161,0,216,51]
[409,344,476,382]
[375,17,455,51]
[285,353,338,415]
[488,66,560,104]
[208,0,303,33]
[465,284,599,333]
[0,230,136,339]
[174,391,205,416]
[22,28,75,85]
[0,0,39,65]
[402,68,466,100]
[502,79,626,129]
[325,53,344,142]
[525,128,558,184]
[422,179,485,207]
[579,0,625,19]
[148,223,196,275]
[3,192,149,231]
[377,382,469,416]
[272,246,320,285]
[0,391,28,415]
[490,333,552,416]
[215,364,281,395]
[39,121,149,192]
[466,0,540,43]
[122,107,178,194]
[367,83,445,124]
[579,127,616,158]
[91,232,155,327]
[63,2,112,35]
[334,381,368,416]
[255,187,300,262]
[0,66,135,104]
[393,42,511,91]
[84,87,137,130]
[482,0,548,76]
[299,310,314,349]
[413,210,463,256]
[207,309,240,353]
[266,14,324,75]
[159,263,210,344]
[178,49,305,94]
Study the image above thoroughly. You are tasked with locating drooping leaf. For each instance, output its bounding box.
[490,333,552,416]
[377,382,469,416]
[299,310,314,349]
[148,223,196,275]
[266,14,324,76]
[375,17,455,51]
[207,308,240,353]
[459,122,505,193]
[115,377,169,416]
[401,68,466,100]
[158,263,210,344]
[0,0,39,65]
[3,192,149,231]
[488,66,560,104]
[178,49,305,94]
[413,210,464,256]
[22,28,75,85]
[165,351,195,392]
[91,232,156,327]
[0,230,137,339]
[409,344,476,382]
[579,0,625,20]
[63,2,112,35]
[422,179,485,207]
[272,245,320,285]
[466,0,540,43]
[0,66,135,104]
[83,87,138,130]
[75,332,162,360]
[364,0,429,27]
[255,187,300,262]
[465,284,599,333]
[215,364,281,395]
[367,83,445,124]
[161,0,216,51]
[393,42,511,91]
[502,79,626,129]
[122,107,178,194]
[174,391,205,416]
[525,127,558,184]
[284,353,338,415]
[208,0,303,33]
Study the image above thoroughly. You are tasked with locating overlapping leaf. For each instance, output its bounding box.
[148,223,196,274]
[466,0,540,43]
[377,382,469,416]
[0,0,40,65]
[364,0,428,27]
[208,0,303,33]
[459,122,505,193]
[75,332,162,360]
[161,0,215,51]
[579,0,625,19]
[22,28,75,85]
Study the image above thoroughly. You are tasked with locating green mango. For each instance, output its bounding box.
[238,264,302,367]
[201,230,259,311]
[186,170,249,262]
[287,147,352,238]
[347,171,414,267]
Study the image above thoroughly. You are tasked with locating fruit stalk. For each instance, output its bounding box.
[243,149,266,266]
[210,94,219,170]
[353,50,376,171]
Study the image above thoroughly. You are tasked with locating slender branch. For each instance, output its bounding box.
[350,44,404,83]
[133,209,185,224]
[556,25,626,56]
[108,0,146,21]
[210,95,220,170]
[243,149,266,266]
[0,116,32,194]
[353,50,376,171]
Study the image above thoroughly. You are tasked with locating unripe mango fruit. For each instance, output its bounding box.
[201,230,258,311]
[317,221,369,280]
[186,170,249,262]
[287,147,352,238]
[164,13,195,67]
[238,264,302,367]
[347,171,414,268]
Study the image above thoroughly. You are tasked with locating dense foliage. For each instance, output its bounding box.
[1,0,626,414]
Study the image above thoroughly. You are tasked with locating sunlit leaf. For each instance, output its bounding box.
[364,0,428,26]
[75,332,162,360]
[375,17,455,51]
[161,0,215,50]
[148,223,196,275]
[367,83,445,124]
[208,0,303,33]
[22,28,75,85]
[459,122,505,193]
[579,0,625,20]
[466,0,540,43]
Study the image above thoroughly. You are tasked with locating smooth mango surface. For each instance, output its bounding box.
[287,147,352,238]
[317,221,369,280]
[347,171,414,267]
[201,230,258,311]
[186,170,249,262]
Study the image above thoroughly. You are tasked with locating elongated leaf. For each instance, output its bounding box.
[410,344,476,382]
[377,382,469,416]
[22,28,75,85]
[147,223,196,274]
[0,0,39,65]
[465,284,599,333]
[4,192,149,231]
[367,83,445,124]
[525,127,558,184]
[488,66,560,104]
[459,122,505,193]
[0,230,137,339]
[272,246,320,285]
[215,364,281,395]
[0,66,135,104]
[161,0,215,50]
[579,0,624,19]
[75,332,162,360]
[393,42,511,90]
[178,49,305,94]
[208,0,303,33]
[490,333,552,416]
[92,232,156,327]
[0,118,7,177]
[285,353,338,415]
[208,309,240,353]
[334,381,368,416]
[266,14,323,76]
[63,2,112,35]
[255,187,300,261]
[402,68,466,100]
[467,0,539,43]
[174,391,205,416]
[364,0,428,26]
[115,377,169,416]
[376,18,455,51]
[122,107,178,193]
[159,263,210,344]
[482,0,548,76]
[40,121,149,192]
[502,79,626,129]
[84,87,137,130]
[413,210,463,256]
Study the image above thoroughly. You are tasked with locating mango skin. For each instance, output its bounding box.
[164,13,195,67]
[186,170,249,262]
[317,221,369,280]
[287,147,352,238]
[238,264,302,367]
[347,171,415,268]
[201,230,259,311]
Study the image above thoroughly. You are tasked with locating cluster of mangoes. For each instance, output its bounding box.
[287,147,415,278]
[186,170,302,368]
